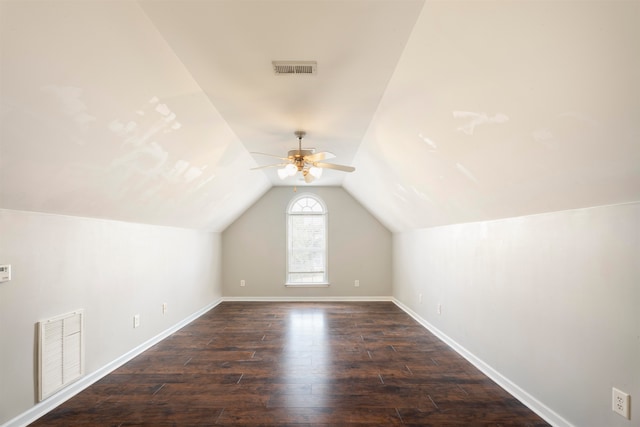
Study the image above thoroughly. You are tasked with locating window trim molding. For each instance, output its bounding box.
[285,193,329,287]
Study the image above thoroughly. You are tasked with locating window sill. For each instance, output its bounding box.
[285,283,330,288]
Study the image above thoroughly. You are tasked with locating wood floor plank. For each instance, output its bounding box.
[29,302,549,426]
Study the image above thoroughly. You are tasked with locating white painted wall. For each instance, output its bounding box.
[0,209,222,425]
[393,202,639,427]
[222,187,392,298]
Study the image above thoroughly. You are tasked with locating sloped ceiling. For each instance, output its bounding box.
[345,1,640,231]
[0,1,271,231]
[1,1,639,232]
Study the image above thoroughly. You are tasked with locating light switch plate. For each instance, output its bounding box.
[0,265,11,282]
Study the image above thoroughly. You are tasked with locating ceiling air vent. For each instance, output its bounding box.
[272,61,317,75]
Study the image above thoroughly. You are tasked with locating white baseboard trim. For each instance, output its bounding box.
[392,298,573,427]
[3,298,223,427]
[222,296,393,302]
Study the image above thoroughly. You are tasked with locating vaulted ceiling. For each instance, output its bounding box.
[1,1,638,232]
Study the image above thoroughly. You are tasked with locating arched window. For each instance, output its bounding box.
[286,194,328,285]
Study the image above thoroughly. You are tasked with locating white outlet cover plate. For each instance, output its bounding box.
[613,387,630,419]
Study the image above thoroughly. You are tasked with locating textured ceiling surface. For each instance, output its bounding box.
[1,1,638,232]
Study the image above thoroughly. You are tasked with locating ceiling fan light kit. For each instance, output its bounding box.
[278,163,298,179]
[251,131,355,184]
[308,166,323,178]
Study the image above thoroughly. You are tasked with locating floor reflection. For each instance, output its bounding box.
[283,307,330,408]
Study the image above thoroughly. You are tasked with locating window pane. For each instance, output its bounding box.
[288,272,325,283]
[289,216,324,274]
[291,197,323,213]
[287,195,327,284]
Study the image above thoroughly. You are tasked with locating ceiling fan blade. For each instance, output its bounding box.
[304,151,336,162]
[250,152,290,161]
[312,162,355,173]
[250,163,288,170]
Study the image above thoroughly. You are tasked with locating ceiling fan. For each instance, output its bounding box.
[251,131,355,183]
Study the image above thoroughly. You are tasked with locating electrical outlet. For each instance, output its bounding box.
[240,279,245,287]
[437,304,442,315]
[612,387,630,419]
[354,279,360,287]
[162,303,167,314]
[133,314,140,328]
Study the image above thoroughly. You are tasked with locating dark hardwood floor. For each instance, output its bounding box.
[31,302,549,426]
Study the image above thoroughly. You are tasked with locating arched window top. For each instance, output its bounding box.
[288,194,326,214]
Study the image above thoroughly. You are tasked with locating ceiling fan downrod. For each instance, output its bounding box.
[294,131,305,170]
[295,131,305,154]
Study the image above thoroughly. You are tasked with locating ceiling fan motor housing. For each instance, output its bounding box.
[288,149,314,158]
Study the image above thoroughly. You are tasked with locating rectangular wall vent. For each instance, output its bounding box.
[272,61,317,75]
[38,310,84,401]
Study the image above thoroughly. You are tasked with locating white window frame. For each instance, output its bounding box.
[285,194,329,287]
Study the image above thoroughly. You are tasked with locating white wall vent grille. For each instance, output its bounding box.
[38,310,84,401]
[272,61,317,75]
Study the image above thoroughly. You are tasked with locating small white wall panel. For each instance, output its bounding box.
[38,310,84,401]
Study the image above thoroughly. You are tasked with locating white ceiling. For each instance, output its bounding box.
[1,1,639,232]
[138,0,423,187]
